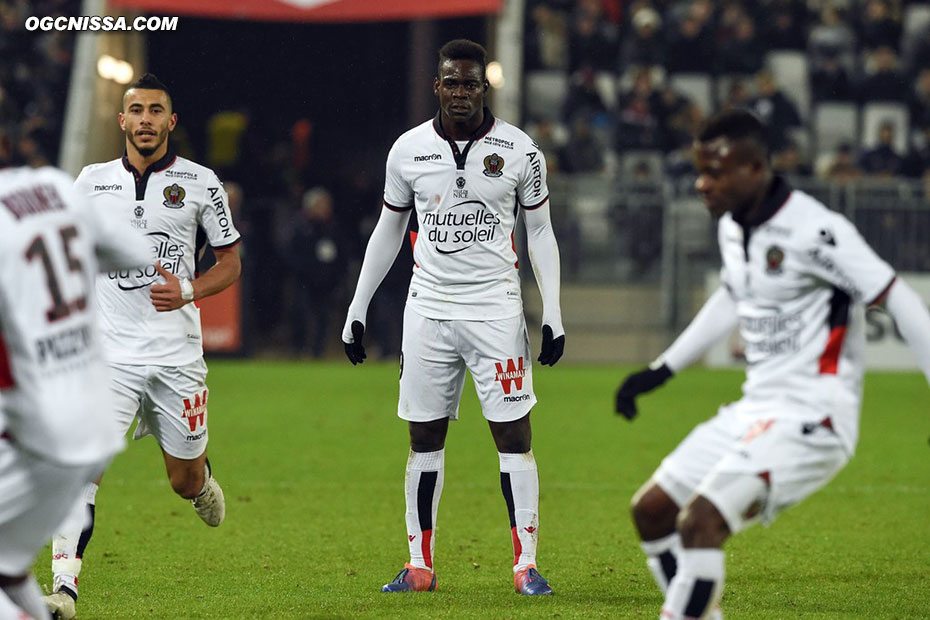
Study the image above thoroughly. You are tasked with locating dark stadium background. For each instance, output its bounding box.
[147,17,486,186]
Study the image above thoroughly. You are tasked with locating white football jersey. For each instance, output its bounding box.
[718,177,895,452]
[383,111,549,320]
[0,165,150,465]
[76,149,240,366]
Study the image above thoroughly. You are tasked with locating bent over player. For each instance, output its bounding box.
[0,138,150,618]
[45,73,242,619]
[615,110,930,619]
[342,39,565,595]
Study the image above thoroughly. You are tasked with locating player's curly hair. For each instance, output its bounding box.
[438,39,487,80]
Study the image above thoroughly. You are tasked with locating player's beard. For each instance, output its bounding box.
[127,129,167,158]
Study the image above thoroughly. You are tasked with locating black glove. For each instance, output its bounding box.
[615,363,673,420]
[537,325,565,366]
[344,321,367,365]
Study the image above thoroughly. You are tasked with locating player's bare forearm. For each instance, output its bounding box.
[192,246,241,300]
[150,246,240,312]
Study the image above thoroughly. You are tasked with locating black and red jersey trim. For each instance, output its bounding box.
[868,275,897,307]
[819,287,851,375]
[211,238,241,251]
[521,195,550,211]
[0,333,14,389]
[121,145,177,201]
[383,200,413,213]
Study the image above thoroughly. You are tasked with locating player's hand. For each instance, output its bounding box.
[615,363,673,420]
[150,263,188,312]
[343,320,367,365]
[537,325,565,366]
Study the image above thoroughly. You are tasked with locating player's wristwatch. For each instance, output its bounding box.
[180,277,194,301]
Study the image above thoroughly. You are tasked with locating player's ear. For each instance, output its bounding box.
[168,112,178,131]
[433,76,440,96]
[118,112,126,131]
[484,80,489,93]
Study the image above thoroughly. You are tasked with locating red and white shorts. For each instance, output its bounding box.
[653,399,849,533]
[109,359,209,459]
[398,307,537,423]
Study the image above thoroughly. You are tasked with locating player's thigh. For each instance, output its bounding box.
[458,314,537,423]
[697,415,848,534]
[0,442,103,575]
[653,403,747,508]
[139,359,209,460]
[107,363,147,436]
[399,307,466,422]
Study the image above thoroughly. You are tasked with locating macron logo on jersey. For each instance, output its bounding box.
[414,153,442,162]
[93,184,122,191]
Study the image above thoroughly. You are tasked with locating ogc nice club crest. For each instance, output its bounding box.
[163,183,186,208]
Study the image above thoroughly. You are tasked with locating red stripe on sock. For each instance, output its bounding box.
[421,529,432,569]
[511,526,522,566]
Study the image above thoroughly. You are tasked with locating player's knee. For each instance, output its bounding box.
[677,496,729,548]
[169,467,205,499]
[409,419,447,452]
[631,486,678,539]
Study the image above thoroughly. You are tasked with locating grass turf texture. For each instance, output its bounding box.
[36,360,929,618]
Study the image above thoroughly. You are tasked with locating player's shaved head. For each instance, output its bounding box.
[438,39,487,80]
[123,72,173,111]
[697,109,769,165]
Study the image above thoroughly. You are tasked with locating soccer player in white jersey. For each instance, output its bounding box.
[0,133,150,619]
[342,39,564,595]
[614,110,930,619]
[44,73,242,619]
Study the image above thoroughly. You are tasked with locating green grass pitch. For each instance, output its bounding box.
[35,360,930,618]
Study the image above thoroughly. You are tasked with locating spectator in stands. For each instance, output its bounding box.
[905,125,930,179]
[907,68,930,132]
[858,45,907,102]
[619,7,665,71]
[658,87,702,153]
[858,0,901,52]
[615,68,663,151]
[562,67,610,126]
[614,159,663,279]
[559,117,605,174]
[810,51,855,102]
[904,26,930,80]
[859,121,905,177]
[720,78,751,111]
[526,2,570,71]
[762,0,809,51]
[747,70,802,151]
[821,142,863,182]
[808,4,857,67]
[717,12,765,74]
[569,2,618,72]
[665,14,715,74]
[773,139,813,177]
[286,187,348,357]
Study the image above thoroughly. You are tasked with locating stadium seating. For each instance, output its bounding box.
[525,71,570,122]
[766,51,810,121]
[668,73,713,116]
[813,101,859,154]
[861,102,910,153]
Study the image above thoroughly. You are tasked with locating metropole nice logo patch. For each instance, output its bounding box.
[181,390,208,431]
[494,357,526,395]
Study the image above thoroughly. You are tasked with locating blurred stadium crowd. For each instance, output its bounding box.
[3,0,929,356]
[523,0,930,187]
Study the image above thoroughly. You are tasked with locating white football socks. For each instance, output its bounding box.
[662,548,725,620]
[404,449,444,571]
[641,532,683,594]
[499,451,539,572]
[51,481,98,597]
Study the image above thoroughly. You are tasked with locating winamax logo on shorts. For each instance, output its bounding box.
[422,200,501,255]
[495,357,530,402]
[182,390,208,441]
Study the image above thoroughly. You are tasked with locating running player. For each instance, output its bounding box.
[615,109,930,619]
[342,39,565,595]
[44,73,242,619]
[0,133,150,619]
